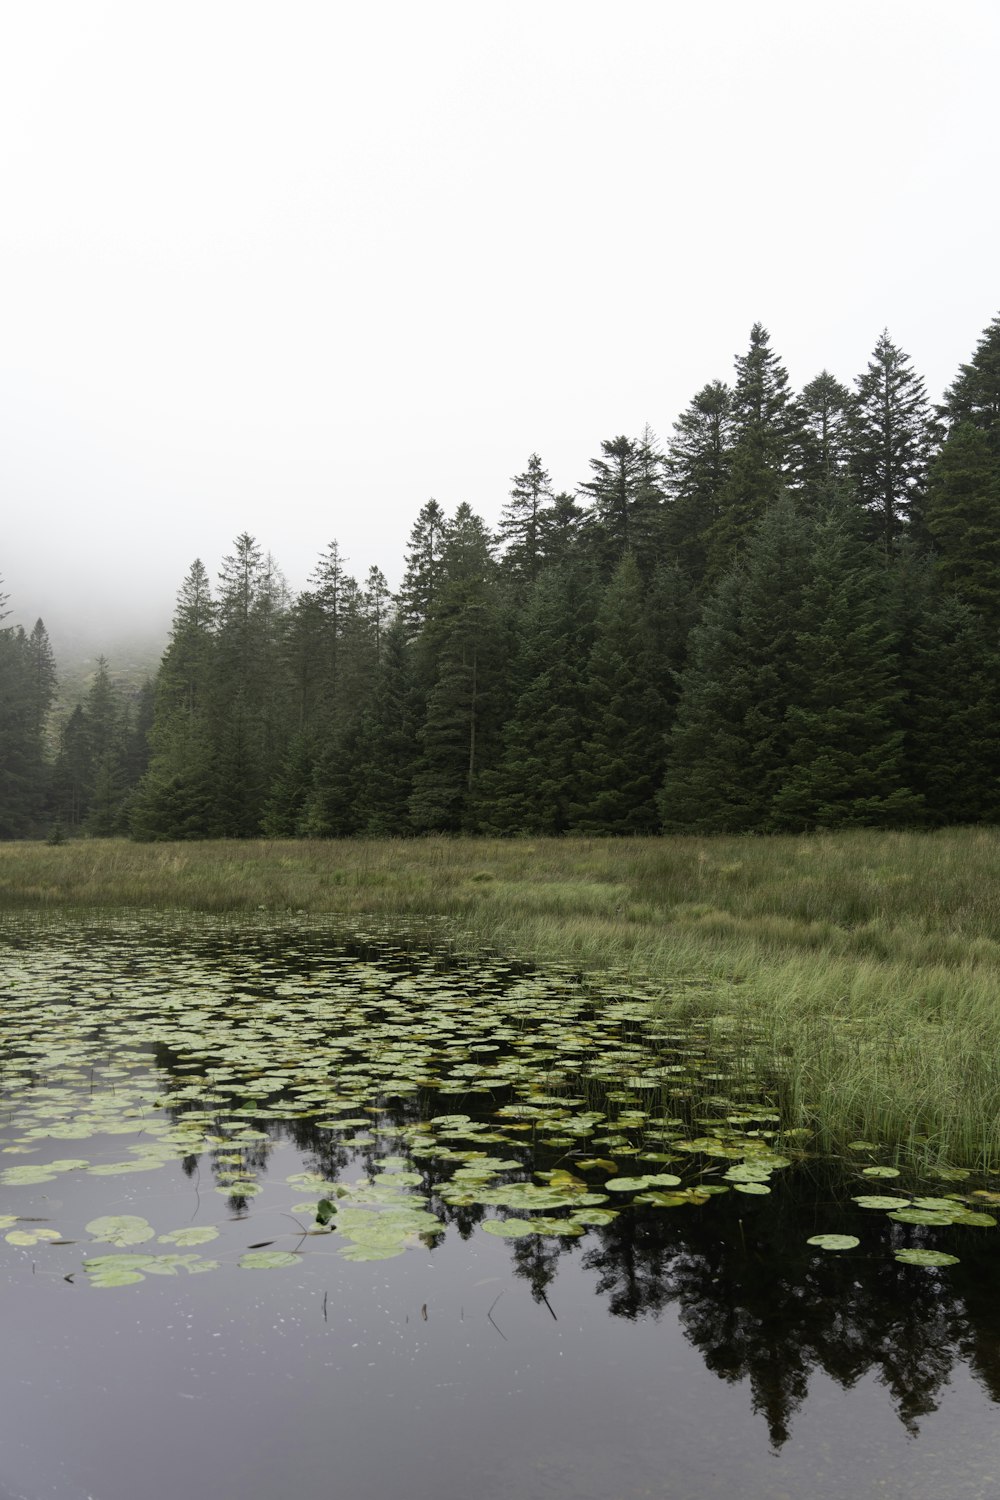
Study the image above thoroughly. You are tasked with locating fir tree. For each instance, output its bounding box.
[848,331,937,549]
[571,554,664,833]
[498,453,554,585]
[800,371,854,505]
[664,380,733,585]
[926,422,1000,628]
[398,499,448,636]
[487,559,597,834]
[710,325,804,572]
[771,505,919,829]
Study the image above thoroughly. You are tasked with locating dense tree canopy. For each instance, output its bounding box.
[4,312,1000,842]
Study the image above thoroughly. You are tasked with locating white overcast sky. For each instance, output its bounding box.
[1,0,998,654]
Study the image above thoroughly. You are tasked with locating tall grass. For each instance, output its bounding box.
[3,830,1000,1168]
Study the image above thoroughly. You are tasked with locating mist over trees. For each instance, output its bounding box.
[4,315,1000,841]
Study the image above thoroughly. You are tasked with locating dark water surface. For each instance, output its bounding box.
[2,917,1000,1500]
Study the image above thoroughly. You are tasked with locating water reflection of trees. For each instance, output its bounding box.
[142,926,1000,1450]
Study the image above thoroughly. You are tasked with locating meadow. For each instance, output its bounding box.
[3,829,1000,1169]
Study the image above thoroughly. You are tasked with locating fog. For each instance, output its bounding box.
[2,0,998,661]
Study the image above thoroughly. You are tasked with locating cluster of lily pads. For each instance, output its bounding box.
[1,918,998,1285]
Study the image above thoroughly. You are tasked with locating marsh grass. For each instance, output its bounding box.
[3,829,1000,1168]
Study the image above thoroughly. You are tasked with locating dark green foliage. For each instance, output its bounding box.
[572,555,665,833]
[498,453,554,587]
[709,325,804,573]
[926,422,1000,628]
[664,380,733,585]
[940,311,1000,448]
[0,606,56,838]
[771,507,919,829]
[409,506,508,832]
[487,560,597,835]
[849,331,937,550]
[578,432,665,578]
[800,371,854,505]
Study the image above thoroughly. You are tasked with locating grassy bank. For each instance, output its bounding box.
[3,830,1000,1169]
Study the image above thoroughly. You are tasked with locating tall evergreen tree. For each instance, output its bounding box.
[848,331,937,549]
[661,498,813,830]
[800,371,854,504]
[940,311,1000,446]
[487,559,597,834]
[710,325,804,572]
[925,422,1000,628]
[498,453,554,585]
[578,433,665,576]
[571,554,664,833]
[408,505,505,831]
[664,380,733,585]
[771,505,918,829]
[398,499,448,636]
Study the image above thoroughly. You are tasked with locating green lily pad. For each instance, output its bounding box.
[238,1250,301,1269]
[85,1215,156,1247]
[482,1218,538,1238]
[157,1226,220,1246]
[888,1209,956,1226]
[861,1166,900,1179]
[894,1248,960,1267]
[807,1234,860,1251]
[853,1196,911,1209]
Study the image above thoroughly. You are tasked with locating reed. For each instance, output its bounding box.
[3,830,1000,1168]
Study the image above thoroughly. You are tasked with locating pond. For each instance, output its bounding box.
[2,916,1000,1500]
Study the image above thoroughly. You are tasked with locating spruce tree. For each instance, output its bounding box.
[848,331,937,550]
[925,422,1000,628]
[800,371,854,505]
[771,505,919,829]
[408,505,506,831]
[571,554,664,833]
[664,380,733,585]
[498,453,554,586]
[661,498,813,831]
[710,325,804,573]
[940,311,1000,446]
[398,499,448,636]
[487,559,597,834]
[352,618,422,835]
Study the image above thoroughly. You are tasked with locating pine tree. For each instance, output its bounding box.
[82,657,129,835]
[408,505,506,831]
[800,371,854,505]
[771,505,919,829]
[848,331,937,549]
[710,325,804,572]
[498,453,554,585]
[130,561,218,839]
[660,498,813,831]
[664,380,733,585]
[578,433,665,576]
[571,554,664,833]
[925,422,1000,627]
[398,499,448,636]
[487,559,597,834]
[352,618,423,835]
[940,311,1000,448]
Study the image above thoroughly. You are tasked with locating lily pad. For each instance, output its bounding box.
[238,1250,300,1269]
[482,1218,538,1238]
[894,1248,960,1267]
[85,1215,156,1247]
[807,1234,860,1251]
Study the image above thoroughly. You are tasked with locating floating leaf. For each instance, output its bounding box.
[853,1196,911,1210]
[861,1167,900,1179]
[807,1234,860,1251]
[157,1226,220,1247]
[85,1215,156,1247]
[482,1218,537,1238]
[238,1250,300,1269]
[894,1248,960,1267]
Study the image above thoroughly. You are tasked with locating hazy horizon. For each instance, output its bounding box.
[3,0,999,660]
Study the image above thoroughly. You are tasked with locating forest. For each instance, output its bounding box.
[3,313,999,843]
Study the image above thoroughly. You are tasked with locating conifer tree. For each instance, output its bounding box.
[661,498,813,830]
[398,499,448,636]
[771,506,918,829]
[848,331,937,549]
[579,433,665,576]
[710,325,804,572]
[800,371,854,504]
[664,380,733,585]
[940,311,1000,445]
[351,618,423,835]
[487,559,597,834]
[925,422,1000,628]
[498,453,554,585]
[571,554,664,833]
[408,505,505,831]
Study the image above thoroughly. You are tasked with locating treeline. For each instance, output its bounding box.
[5,314,1000,840]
